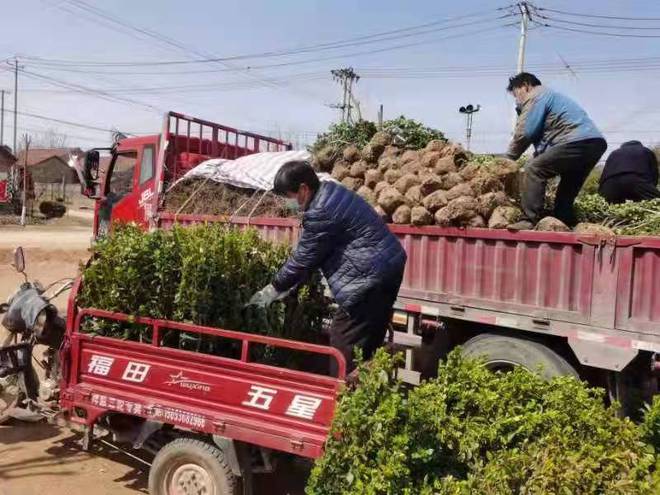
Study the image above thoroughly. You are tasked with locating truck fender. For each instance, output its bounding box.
[568,338,638,371]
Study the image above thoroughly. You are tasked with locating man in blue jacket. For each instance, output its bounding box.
[599,141,660,203]
[505,73,607,230]
[249,160,407,374]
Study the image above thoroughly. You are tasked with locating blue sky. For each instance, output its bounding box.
[1,0,659,154]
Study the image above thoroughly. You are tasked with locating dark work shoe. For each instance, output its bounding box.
[507,220,534,231]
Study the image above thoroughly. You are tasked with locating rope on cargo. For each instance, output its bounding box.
[173,175,212,217]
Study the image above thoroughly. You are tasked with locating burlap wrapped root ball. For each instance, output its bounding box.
[574,223,615,236]
[384,169,403,185]
[394,174,420,195]
[488,205,522,229]
[446,182,475,201]
[364,169,384,189]
[381,145,400,158]
[536,216,570,232]
[400,159,424,176]
[361,131,391,163]
[405,185,423,205]
[422,190,449,213]
[420,174,443,196]
[470,172,503,196]
[332,163,349,181]
[439,143,468,166]
[421,151,441,168]
[350,160,369,178]
[459,163,481,181]
[411,206,433,226]
[374,181,390,197]
[477,191,510,219]
[434,156,458,175]
[490,158,522,198]
[341,177,364,192]
[342,144,361,163]
[435,196,479,227]
[316,145,339,172]
[357,186,376,205]
[468,215,486,228]
[440,172,463,190]
[400,150,420,164]
[424,139,447,153]
[378,155,400,173]
[392,204,411,224]
[378,186,407,215]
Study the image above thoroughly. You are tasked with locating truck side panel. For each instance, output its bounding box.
[616,239,660,337]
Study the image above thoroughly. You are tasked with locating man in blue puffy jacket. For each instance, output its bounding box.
[504,73,607,230]
[249,160,407,374]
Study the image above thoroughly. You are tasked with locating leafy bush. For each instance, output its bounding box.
[78,224,327,357]
[310,116,445,154]
[575,194,660,235]
[311,120,378,154]
[382,116,445,150]
[307,349,658,495]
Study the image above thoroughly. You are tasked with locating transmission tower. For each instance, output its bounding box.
[331,68,360,124]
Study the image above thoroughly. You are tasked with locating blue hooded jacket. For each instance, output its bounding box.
[507,86,603,160]
[272,181,407,310]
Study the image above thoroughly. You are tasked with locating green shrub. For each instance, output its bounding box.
[382,116,445,150]
[78,224,327,357]
[307,348,657,495]
[575,194,660,235]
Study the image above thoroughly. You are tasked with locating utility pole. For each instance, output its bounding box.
[20,134,30,227]
[331,68,360,124]
[516,1,531,73]
[459,104,480,151]
[13,59,19,154]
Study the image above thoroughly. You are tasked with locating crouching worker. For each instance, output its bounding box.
[249,160,407,375]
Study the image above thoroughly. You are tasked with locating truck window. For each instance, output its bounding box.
[139,145,155,184]
[108,152,137,199]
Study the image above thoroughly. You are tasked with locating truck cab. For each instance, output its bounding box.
[79,112,292,236]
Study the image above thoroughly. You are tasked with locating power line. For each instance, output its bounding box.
[26,7,513,68]
[535,21,660,38]
[535,14,660,31]
[537,6,660,22]
[17,67,162,112]
[0,106,139,135]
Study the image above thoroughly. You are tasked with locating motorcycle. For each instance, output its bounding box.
[0,246,72,424]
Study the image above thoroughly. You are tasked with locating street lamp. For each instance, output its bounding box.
[459,104,481,151]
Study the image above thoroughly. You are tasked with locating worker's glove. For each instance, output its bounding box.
[248,284,289,308]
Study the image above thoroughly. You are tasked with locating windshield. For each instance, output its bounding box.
[106,152,137,199]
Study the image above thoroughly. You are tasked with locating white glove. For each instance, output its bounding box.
[248,284,288,308]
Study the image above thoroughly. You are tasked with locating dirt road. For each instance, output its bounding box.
[0,222,308,495]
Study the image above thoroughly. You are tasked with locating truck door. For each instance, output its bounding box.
[97,151,139,236]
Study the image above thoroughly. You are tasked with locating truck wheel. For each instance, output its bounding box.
[149,438,239,495]
[462,333,578,380]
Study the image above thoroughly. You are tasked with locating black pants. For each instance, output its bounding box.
[599,175,660,204]
[522,138,607,226]
[329,276,403,376]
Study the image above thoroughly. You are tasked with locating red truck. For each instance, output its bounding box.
[1,111,658,494]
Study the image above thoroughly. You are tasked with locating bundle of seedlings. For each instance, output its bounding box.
[78,224,328,367]
[307,349,660,495]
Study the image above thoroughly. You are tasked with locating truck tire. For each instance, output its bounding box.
[149,437,239,495]
[462,333,578,380]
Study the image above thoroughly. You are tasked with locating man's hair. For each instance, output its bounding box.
[273,160,320,196]
[507,72,542,92]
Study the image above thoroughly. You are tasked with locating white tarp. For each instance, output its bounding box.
[178,150,334,191]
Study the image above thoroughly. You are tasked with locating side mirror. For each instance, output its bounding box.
[79,151,101,199]
[12,246,25,274]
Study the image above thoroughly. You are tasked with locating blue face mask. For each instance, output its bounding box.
[285,198,300,212]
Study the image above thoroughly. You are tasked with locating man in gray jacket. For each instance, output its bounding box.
[505,73,607,230]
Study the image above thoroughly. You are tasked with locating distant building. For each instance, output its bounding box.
[16,147,83,184]
[0,145,16,179]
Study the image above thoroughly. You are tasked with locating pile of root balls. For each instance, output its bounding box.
[315,131,525,229]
